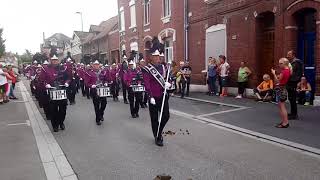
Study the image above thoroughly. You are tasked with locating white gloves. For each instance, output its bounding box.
[64,83,69,88]
[80,78,83,80]
[104,83,108,87]
[45,84,52,88]
[150,98,156,105]
[91,85,96,88]
[110,81,113,84]
[165,82,172,89]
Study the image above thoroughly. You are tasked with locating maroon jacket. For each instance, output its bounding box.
[39,64,71,87]
[143,64,166,98]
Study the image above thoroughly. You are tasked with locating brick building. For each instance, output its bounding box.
[82,16,120,64]
[188,0,320,96]
[117,0,186,65]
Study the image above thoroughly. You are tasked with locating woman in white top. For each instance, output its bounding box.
[0,64,8,104]
[218,55,230,97]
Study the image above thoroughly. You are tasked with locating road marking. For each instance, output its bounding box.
[7,120,31,126]
[172,95,248,108]
[19,82,78,180]
[197,107,249,117]
[170,108,320,159]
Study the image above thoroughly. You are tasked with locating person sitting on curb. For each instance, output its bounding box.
[253,74,273,102]
[297,76,312,106]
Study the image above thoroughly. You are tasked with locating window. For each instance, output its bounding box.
[163,0,171,17]
[144,0,150,25]
[130,42,139,63]
[50,38,57,46]
[120,7,125,31]
[164,39,173,63]
[129,0,136,28]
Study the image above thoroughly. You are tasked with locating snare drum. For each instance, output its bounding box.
[132,85,145,92]
[49,89,67,101]
[168,82,176,91]
[97,87,111,97]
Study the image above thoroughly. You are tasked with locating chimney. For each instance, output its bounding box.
[43,32,45,43]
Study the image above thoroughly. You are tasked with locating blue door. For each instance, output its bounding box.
[298,32,316,96]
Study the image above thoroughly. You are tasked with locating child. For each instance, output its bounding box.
[271,58,291,128]
[253,74,273,102]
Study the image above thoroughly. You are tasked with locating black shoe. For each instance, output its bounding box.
[53,128,59,132]
[155,137,164,147]
[124,100,129,104]
[135,114,139,118]
[96,121,102,126]
[100,117,104,121]
[60,124,65,130]
[132,114,137,118]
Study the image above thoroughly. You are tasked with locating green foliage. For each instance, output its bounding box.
[0,28,6,58]
[19,49,33,63]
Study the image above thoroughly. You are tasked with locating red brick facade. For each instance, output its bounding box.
[116,0,319,95]
[188,0,320,95]
[117,0,185,65]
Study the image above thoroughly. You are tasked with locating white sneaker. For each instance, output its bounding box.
[235,95,242,99]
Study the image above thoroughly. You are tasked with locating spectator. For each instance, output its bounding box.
[253,74,273,102]
[207,57,218,96]
[271,58,291,128]
[1,64,13,103]
[297,77,312,106]
[176,61,185,94]
[7,64,18,99]
[181,61,192,97]
[218,55,230,97]
[236,61,252,98]
[0,63,7,104]
[286,50,303,120]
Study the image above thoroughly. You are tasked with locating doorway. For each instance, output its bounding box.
[295,8,317,97]
[256,12,275,79]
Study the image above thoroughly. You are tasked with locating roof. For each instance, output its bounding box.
[74,31,91,41]
[82,33,95,44]
[92,16,118,41]
[89,25,104,33]
[43,33,71,48]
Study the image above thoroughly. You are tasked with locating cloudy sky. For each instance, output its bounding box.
[0,0,118,54]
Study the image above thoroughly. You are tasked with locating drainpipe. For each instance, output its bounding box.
[184,0,189,62]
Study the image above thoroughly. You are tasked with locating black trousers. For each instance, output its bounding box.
[67,81,77,103]
[141,92,149,106]
[49,100,67,129]
[238,82,247,95]
[92,94,107,122]
[80,80,85,96]
[121,79,128,101]
[39,90,51,119]
[111,81,119,99]
[149,95,170,138]
[85,86,91,99]
[287,81,298,116]
[181,77,191,97]
[128,89,142,116]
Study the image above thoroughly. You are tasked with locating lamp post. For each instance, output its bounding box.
[76,12,83,32]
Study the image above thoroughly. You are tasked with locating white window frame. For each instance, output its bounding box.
[164,39,173,63]
[119,7,125,32]
[144,0,150,26]
[129,0,137,29]
[163,0,171,18]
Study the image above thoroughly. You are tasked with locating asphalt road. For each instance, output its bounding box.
[35,92,320,180]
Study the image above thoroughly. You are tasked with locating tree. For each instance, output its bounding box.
[32,52,48,63]
[0,28,6,58]
[19,49,33,63]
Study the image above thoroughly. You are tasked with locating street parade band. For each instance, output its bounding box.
[25,37,175,146]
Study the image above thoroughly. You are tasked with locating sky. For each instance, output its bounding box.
[0,0,118,55]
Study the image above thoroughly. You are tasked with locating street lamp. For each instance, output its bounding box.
[76,12,83,32]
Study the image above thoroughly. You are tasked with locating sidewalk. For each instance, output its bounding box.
[182,92,320,149]
[0,83,46,180]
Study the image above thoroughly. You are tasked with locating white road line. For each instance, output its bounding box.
[7,121,30,126]
[172,95,248,108]
[19,82,78,180]
[197,107,249,117]
[170,108,320,159]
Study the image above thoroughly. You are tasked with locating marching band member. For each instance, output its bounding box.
[124,60,143,118]
[29,60,38,96]
[87,60,110,125]
[39,55,71,132]
[110,63,119,101]
[84,64,91,99]
[143,47,172,146]
[138,57,148,108]
[78,63,86,97]
[65,58,77,105]
[119,56,129,104]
